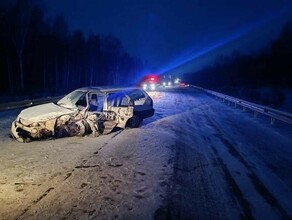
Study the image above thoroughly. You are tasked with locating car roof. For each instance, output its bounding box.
[76,86,143,93]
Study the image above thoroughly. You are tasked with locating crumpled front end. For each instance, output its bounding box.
[11,117,57,142]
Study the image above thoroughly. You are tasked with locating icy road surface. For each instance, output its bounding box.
[0,87,291,220]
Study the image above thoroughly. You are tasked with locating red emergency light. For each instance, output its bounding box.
[147,75,158,82]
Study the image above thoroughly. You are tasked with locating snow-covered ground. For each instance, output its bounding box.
[0,87,291,219]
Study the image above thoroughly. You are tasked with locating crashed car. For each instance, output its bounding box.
[11,87,155,142]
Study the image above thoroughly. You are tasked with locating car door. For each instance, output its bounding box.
[104,92,134,128]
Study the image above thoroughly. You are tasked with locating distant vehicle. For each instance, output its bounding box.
[162,80,172,87]
[140,74,160,90]
[179,82,189,87]
[161,75,177,87]
[11,87,155,142]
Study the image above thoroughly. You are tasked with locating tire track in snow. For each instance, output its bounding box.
[155,116,226,219]
[15,129,124,220]
[210,145,254,220]
[204,113,291,219]
[15,187,55,220]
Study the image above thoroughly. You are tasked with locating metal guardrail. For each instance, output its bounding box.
[192,85,292,125]
[0,96,63,112]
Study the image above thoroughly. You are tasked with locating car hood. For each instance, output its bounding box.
[17,102,76,125]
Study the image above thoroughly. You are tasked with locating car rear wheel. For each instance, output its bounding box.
[127,115,141,128]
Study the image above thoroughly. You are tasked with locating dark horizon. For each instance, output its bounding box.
[42,0,292,72]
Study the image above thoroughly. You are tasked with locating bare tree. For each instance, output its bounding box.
[101,35,124,85]
[10,0,32,92]
[87,34,101,86]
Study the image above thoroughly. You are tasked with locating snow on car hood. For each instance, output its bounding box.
[17,102,76,125]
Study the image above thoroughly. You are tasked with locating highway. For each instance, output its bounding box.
[0,87,291,220]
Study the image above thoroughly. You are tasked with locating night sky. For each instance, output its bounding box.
[43,0,292,74]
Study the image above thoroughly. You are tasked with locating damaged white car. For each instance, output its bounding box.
[11,87,155,142]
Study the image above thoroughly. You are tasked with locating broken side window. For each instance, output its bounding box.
[88,93,103,112]
[107,92,124,107]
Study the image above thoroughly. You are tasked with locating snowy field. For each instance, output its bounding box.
[0,87,291,220]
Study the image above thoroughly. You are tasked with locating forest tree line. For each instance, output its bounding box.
[0,0,143,101]
[186,22,291,94]
[184,22,292,108]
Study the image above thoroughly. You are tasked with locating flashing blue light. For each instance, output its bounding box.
[159,6,292,74]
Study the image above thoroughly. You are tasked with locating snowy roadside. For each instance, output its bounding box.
[15,128,175,220]
[0,92,177,220]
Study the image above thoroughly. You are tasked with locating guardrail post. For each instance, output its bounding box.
[271,118,275,125]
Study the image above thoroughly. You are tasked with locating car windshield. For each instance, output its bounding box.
[57,90,86,108]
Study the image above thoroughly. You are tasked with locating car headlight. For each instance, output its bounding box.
[143,84,148,90]
[168,81,171,86]
[150,84,156,90]
[162,82,166,86]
